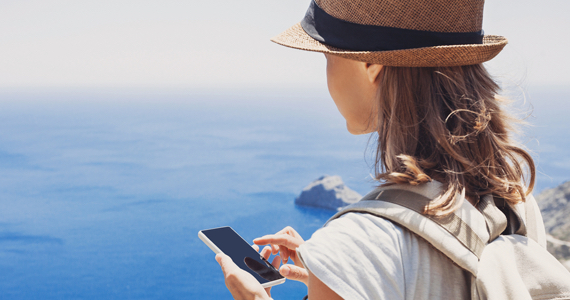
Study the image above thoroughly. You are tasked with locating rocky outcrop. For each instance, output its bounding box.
[547,235,570,262]
[537,181,570,241]
[295,175,362,210]
[537,181,570,268]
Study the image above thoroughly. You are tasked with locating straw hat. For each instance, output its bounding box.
[272,0,507,67]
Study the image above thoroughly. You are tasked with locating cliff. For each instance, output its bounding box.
[536,181,570,267]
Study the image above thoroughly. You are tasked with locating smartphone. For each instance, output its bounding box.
[199,226,286,288]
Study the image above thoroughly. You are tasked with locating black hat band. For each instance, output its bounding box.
[300,0,484,52]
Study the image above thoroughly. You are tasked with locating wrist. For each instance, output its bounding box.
[253,293,272,300]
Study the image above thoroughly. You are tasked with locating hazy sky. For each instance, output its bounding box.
[1,1,568,89]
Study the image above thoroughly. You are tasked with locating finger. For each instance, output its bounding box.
[215,253,238,277]
[271,244,280,255]
[252,244,259,252]
[253,226,302,245]
[253,235,275,245]
[280,246,290,264]
[253,237,280,253]
[275,226,302,239]
[253,234,304,250]
[254,234,302,250]
[279,265,309,284]
[261,246,272,260]
[271,255,282,270]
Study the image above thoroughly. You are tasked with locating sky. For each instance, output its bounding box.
[0,0,569,90]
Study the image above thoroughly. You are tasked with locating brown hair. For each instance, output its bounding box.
[373,64,535,216]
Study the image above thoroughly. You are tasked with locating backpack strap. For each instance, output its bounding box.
[477,194,507,242]
[525,197,538,241]
[521,194,547,248]
[497,193,546,248]
[326,188,483,275]
[327,184,548,278]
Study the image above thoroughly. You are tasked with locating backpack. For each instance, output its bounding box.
[327,184,570,300]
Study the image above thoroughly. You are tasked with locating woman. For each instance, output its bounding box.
[216,0,538,299]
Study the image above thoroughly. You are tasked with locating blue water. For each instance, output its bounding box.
[0,87,567,299]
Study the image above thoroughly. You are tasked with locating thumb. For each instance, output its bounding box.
[215,253,237,277]
[279,264,309,284]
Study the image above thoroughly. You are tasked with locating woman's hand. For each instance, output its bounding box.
[216,245,280,300]
[254,226,309,285]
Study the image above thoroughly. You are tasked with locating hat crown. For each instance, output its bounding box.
[315,0,484,33]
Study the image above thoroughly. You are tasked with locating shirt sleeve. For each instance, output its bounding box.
[296,212,406,300]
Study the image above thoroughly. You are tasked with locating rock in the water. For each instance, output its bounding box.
[295,175,362,210]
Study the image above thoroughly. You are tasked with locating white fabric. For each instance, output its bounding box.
[476,235,570,299]
[297,212,470,300]
[330,200,480,275]
[513,194,547,248]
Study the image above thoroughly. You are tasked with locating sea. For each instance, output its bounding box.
[0,87,568,299]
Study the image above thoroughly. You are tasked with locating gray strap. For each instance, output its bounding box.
[477,195,508,242]
[525,196,539,243]
[494,196,527,236]
[330,189,486,258]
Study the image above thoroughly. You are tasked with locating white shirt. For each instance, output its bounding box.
[297,212,470,300]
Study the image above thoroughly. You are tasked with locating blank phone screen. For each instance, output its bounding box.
[201,227,284,284]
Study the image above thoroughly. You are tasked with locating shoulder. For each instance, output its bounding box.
[298,212,470,300]
[299,212,407,270]
[305,212,408,269]
[315,211,404,246]
[297,213,408,300]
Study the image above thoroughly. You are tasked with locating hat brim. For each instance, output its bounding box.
[271,23,508,67]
